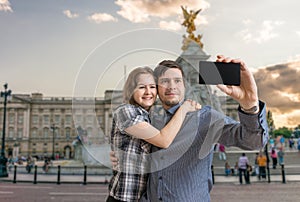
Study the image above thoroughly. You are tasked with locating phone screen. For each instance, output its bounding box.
[199,61,240,86]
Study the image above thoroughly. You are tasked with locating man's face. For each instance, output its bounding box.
[157,68,185,110]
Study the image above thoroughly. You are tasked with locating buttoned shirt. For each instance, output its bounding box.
[109,104,152,201]
[141,100,268,202]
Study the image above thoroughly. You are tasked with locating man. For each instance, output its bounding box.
[238,153,250,184]
[111,55,268,201]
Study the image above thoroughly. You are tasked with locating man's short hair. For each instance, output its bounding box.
[153,60,185,85]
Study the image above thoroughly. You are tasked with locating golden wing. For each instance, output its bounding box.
[194,9,202,16]
[181,5,189,19]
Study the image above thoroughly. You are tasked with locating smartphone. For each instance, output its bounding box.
[199,61,240,86]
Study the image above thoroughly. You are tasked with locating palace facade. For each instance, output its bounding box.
[0,90,237,160]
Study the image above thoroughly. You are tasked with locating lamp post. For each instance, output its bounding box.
[0,83,12,177]
[50,124,56,160]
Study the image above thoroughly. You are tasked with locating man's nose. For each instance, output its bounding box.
[168,80,176,89]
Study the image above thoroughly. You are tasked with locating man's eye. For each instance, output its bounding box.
[175,79,182,83]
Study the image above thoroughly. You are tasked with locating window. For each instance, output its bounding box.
[32,129,37,138]
[8,128,14,138]
[55,115,60,124]
[9,114,14,124]
[65,115,72,125]
[43,115,49,125]
[75,115,83,125]
[32,115,38,124]
[65,128,71,139]
[43,128,49,138]
[17,129,22,138]
[18,114,23,124]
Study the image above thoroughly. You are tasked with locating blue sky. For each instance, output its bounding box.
[1,0,300,128]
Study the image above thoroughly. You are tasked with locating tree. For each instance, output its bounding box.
[273,127,292,138]
[293,126,300,138]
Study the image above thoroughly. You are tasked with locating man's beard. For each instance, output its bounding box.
[164,99,180,107]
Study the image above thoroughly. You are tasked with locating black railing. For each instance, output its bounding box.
[210,163,292,184]
[7,165,112,185]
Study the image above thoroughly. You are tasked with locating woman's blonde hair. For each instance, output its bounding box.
[123,67,154,105]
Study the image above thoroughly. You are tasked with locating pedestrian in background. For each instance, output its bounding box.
[253,153,259,176]
[278,147,285,165]
[218,143,227,161]
[257,152,267,180]
[270,148,278,169]
[225,161,231,176]
[238,153,250,184]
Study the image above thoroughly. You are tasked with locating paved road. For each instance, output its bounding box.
[0,181,299,202]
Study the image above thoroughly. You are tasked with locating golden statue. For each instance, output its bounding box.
[181,6,204,50]
[181,6,201,34]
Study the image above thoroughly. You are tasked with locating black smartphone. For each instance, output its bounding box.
[199,61,240,86]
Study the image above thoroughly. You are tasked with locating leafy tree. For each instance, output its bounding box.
[273,127,293,138]
[292,125,300,138]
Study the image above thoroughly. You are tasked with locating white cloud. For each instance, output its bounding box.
[242,19,253,25]
[87,13,118,24]
[115,0,210,23]
[159,20,182,31]
[238,20,284,44]
[0,0,13,12]
[63,10,79,19]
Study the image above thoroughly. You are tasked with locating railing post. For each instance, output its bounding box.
[104,175,108,184]
[83,165,87,185]
[211,165,215,184]
[33,165,37,184]
[13,165,17,184]
[57,165,61,185]
[281,164,286,184]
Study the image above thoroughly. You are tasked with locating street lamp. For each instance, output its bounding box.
[0,83,12,177]
[50,124,56,160]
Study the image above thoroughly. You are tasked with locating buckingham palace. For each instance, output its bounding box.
[0,90,237,160]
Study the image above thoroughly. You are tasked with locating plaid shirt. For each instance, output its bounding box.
[108,104,152,201]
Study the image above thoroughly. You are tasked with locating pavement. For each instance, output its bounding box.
[1,175,300,202]
[1,181,300,202]
[1,150,300,202]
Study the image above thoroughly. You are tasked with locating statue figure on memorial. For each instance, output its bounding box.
[181,6,201,34]
[181,6,204,50]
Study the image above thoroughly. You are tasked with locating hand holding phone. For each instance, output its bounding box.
[199,61,240,86]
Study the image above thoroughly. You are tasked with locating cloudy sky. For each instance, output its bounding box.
[1,0,300,129]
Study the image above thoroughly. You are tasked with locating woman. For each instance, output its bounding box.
[107,67,199,202]
[270,148,278,169]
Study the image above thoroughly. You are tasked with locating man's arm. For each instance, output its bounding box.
[212,55,268,149]
[216,100,268,150]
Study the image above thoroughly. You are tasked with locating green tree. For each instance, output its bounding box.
[293,125,300,138]
[273,127,293,138]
